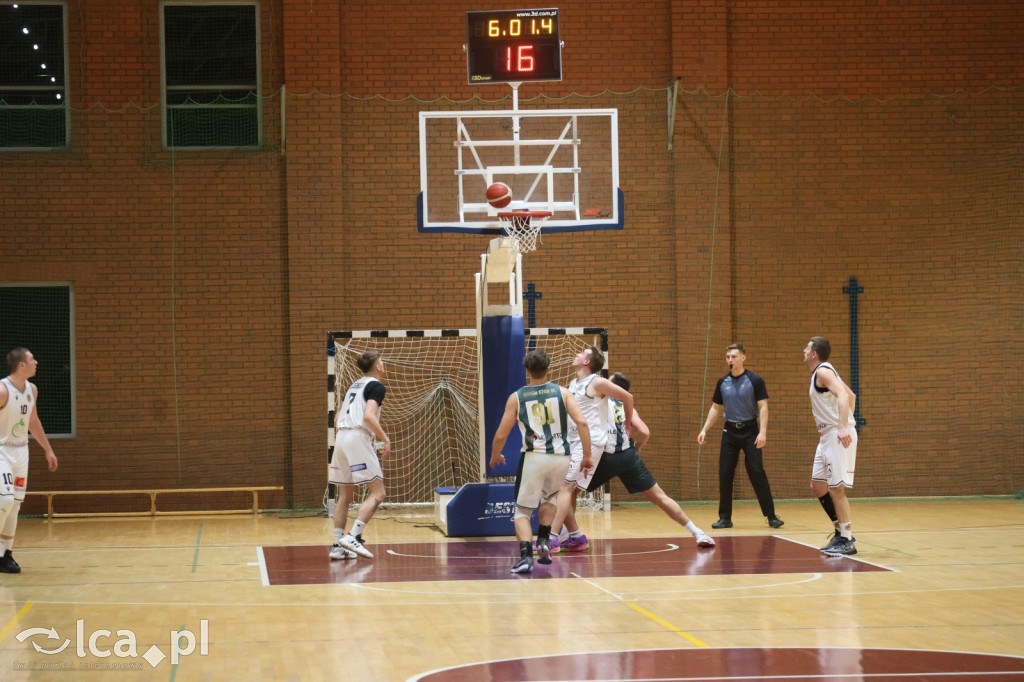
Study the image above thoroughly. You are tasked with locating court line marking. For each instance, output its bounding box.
[405,646,1024,682]
[5,579,1023,609]
[539,673,1024,680]
[168,624,186,682]
[256,546,270,587]
[775,536,898,571]
[0,602,34,644]
[571,572,709,648]
[9,523,1021,554]
[383,543,680,560]
[342,570,827,597]
[627,602,710,648]
[191,523,203,573]
[613,572,825,596]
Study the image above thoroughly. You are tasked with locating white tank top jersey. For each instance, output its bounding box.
[336,377,383,433]
[567,373,609,449]
[0,377,34,448]
[809,362,856,431]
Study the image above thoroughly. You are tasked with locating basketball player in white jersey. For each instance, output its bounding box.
[490,349,593,573]
[591,372,715,547]
[329,350,390,560]
[803,336,858,556]
[549,346,633,552]
[0,348,59,573]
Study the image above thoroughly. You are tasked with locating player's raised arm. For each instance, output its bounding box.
[630,409,651,450]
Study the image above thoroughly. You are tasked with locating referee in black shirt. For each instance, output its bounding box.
[698,343,783,529]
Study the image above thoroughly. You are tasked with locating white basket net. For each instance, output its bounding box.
[498,211,551,254]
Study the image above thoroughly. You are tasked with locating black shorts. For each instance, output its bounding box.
[586,447,657,495]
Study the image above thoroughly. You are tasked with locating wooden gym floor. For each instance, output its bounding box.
[0,498,1021,681]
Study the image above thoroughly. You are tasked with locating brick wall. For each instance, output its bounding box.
[4,0,1020,512]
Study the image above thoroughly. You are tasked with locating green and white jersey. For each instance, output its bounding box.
[516,381,571,455]
[605,398,634,454]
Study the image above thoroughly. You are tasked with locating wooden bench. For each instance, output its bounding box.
[26,486,284,518]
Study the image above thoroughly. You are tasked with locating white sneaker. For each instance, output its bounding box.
[339,534,373,559]
[694,531,716,548]
[330,543,356,560]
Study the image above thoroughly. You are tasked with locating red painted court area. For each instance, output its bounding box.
[410,647,1024,682]
[260,535,888,586]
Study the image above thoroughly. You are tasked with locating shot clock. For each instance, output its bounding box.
[466,8,562,84]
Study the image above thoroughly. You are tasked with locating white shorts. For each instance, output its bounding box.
[0,445,29,502]
[515,452,571,510]
[812,428,857,489]
[329,429,382,486]
[566,440,605,491]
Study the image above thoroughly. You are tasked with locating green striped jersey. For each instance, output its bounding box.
[606,398,634,453]
[516,381,571,455]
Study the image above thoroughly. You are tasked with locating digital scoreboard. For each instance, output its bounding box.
[466,8,562,84]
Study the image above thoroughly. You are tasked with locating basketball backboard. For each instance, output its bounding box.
[418,108,623,234]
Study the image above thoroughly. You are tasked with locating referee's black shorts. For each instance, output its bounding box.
[586,446,657,495]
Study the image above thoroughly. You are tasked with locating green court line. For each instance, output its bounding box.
[191,524,203,573]
[168,624,185,682]
[610,494,1018,508]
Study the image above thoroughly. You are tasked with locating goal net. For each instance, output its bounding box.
[327,327,608,507]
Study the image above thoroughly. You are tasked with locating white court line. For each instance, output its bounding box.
[612,573,826,597]
[347,572,825,597]
[4,582,1023,610]
[13,541,325,553]
[777,536,899,572]
[256,546,270,587]
[384,543,680,560]
[570,571,626,601]
[13,524,1021,554]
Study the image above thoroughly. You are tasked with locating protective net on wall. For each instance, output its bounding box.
[328,327,608,506]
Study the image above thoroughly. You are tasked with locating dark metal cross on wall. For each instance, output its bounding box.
[524,283,542,350]
[843,276,866,431]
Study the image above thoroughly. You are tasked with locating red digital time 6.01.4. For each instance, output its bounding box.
[466,8,562,84]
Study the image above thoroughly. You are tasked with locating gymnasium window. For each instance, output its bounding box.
[0,284,75,438]
[161,2,260,149]
[0,3,69,149]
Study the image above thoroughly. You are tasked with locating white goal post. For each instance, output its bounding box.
[326,327,609,506]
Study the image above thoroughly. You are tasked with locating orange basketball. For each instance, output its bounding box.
[486,182,512,209]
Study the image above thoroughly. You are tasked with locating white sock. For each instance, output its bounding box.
[351,520,367,537]
[685,521,701,536]
[568,529,581,539]
[334,528,345,542]
[840,522,853,541]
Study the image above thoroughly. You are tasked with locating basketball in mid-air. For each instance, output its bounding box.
[486,182,512,209]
